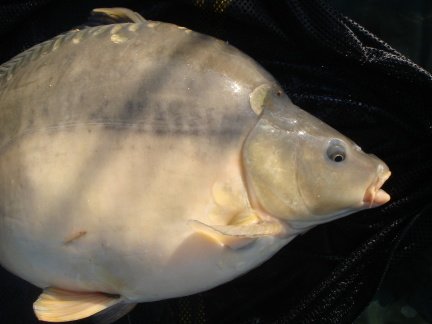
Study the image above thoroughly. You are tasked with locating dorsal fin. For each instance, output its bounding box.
[88,8,146,26]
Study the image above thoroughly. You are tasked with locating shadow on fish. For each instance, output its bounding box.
[0,7,391,324]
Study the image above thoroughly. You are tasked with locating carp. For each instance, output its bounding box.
[0,8,390,323]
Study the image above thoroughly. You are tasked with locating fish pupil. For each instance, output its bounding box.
[333,154,345,162]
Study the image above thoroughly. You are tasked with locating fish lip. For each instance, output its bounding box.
[363,169,391,207]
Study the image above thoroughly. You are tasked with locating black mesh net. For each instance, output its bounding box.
[0,1,431,323]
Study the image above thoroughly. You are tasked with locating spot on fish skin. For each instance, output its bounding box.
[63,230,87,245]
[111,34,127,44]
[128,24,139,32]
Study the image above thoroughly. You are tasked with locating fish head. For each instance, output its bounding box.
[290,125,391,229]
[243,88,391,230]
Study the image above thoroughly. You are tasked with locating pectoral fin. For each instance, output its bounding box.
[191,219,285,238]
[33,287,135,323]
[190,212,286,249]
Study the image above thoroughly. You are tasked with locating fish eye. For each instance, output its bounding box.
[326,140,346,163]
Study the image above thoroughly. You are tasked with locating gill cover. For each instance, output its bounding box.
[245,87,311,220]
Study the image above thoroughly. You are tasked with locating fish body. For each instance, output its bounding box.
[0,8,391,323]
[0,19,278,300]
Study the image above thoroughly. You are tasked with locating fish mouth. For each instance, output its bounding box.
[363,167,391,207]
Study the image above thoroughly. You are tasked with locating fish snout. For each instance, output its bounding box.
[363,163,391,207]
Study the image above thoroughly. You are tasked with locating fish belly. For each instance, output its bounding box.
[0,126,289,301]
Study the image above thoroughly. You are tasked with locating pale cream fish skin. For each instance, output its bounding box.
[0,7,391,323]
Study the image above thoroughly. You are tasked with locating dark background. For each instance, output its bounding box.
[330,0,432,71]
[0,1,431,323]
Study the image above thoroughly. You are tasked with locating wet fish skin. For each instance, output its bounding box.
[0,8,391,323]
